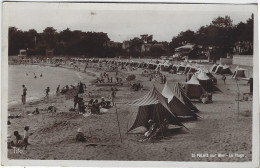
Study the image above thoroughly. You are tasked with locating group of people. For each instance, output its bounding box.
[8,126,31,150]
[95,72,123,85]
[143,119,169,141]
[130,82,143,91]
[73,96,111,114]
[160,75,167,84]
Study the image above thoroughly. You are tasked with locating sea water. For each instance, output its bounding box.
[8,65,88,105]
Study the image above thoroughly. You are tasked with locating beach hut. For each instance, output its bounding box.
[173,83,199,113]
[183,75,205,100]
[162,82,198,119]
[220,65,233,75]
[127,86,185,133]
[232,67,247,78]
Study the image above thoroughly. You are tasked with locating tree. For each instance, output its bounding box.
[129,37,144,57]
[42,27,57,49]
[211,16,233,28]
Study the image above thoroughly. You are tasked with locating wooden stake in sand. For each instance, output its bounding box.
[115,103,123,143]
[235,79,240,118]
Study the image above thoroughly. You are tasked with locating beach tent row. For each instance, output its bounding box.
[127,83,199,133]
[182,72,221,100]
[210,64,233,75]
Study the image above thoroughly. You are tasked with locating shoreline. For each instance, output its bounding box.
[8,63,99,109]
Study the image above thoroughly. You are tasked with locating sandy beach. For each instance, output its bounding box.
[7,62,252,161]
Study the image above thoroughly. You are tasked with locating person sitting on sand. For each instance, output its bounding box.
[88,99,94,108]
[34,75,37,79]
[92,99,100,114]
[76,128,86,142]
[200,92,209,104]
[13,131,23,147]
[40,73,42,77]
[78,98,86,114]
[47,103,56,112]
[32,108,40,115]
[100,97,111,109]
[144,120,158,138]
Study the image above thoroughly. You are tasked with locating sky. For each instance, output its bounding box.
[4,3,255,42]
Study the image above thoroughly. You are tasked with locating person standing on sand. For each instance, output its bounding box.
[74,95,79,110]
[21,85,27,104]
[56,85,60,93]
[111,89,116,106]
[222,75,226,85]
[163,75,167,84]
[78,82,84,94]
[23,126,29,150]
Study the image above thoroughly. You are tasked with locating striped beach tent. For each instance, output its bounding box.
[162,82,198,119]
[173,83,199,113]
[220,64,233,75]
[214,64,224,74]
[127,86,185,133]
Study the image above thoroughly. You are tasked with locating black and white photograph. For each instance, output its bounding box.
[1,2,259,167]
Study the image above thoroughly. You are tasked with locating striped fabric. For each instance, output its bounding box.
[128,86,185,132]
[173,83,199,112]
[129,87,160,106]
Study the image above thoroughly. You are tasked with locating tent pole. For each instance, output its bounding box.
[235,80,240,118]
[115,103,123,143]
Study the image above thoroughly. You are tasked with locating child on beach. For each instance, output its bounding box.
[76,128,86,142]
[23,126,29,150]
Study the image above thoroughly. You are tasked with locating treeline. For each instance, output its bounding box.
[169,15,254,59]
[8,15,253,58]
[9,27,122,57]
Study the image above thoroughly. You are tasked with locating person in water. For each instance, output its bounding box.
[21,85,27,104]
[45,87,50,98]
